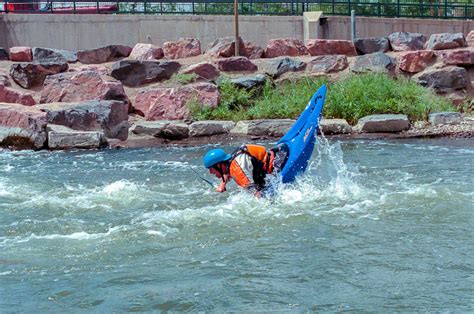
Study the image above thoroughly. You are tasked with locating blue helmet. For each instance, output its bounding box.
[203,148,231,168]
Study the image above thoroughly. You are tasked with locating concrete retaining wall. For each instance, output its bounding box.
[0,14,472,50]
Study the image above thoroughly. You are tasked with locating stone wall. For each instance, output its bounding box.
[0,14,472,50]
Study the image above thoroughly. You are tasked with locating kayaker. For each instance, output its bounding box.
[203,143,289,197]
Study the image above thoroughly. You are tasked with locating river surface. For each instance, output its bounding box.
[0,138,473,312]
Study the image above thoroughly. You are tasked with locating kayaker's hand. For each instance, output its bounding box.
[216,181,226,193]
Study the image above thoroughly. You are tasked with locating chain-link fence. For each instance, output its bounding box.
[1,0,472,19]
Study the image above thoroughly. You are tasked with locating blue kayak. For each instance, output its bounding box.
[277,84,327,183]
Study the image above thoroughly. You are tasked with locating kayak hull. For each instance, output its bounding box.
[277,85,326,183]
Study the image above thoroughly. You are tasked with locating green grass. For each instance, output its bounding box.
[188,73,457,124]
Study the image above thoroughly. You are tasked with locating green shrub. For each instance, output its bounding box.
[189,73,457,124]
[170,73,199,85]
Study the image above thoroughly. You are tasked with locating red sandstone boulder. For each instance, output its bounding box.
[388,32,427,51]
[438,49,474,66]
[9,47,32,62]
[216,57,257,72]
[425,33,466,50]
[306,39,357,57]
[40,70,130,108]
[163,38,201,59]
[398,50,434,73]
[309,55,348,73]
[134,82,219,120]
[77,45,132,64]
[265,39,308,58]
[0,83,36,106]
[468,31,474,47]
[37,100,129,140]
[0,103,47,149]
[70,64,110,75]
[206,37,245,58]
[10,62,69,89]
[129,43,164,60]
[242,41,264,59]
[181,62,220,81]
[0,74,11,86]
[413,66,469,93]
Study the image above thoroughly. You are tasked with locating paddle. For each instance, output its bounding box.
[191,168,215,188]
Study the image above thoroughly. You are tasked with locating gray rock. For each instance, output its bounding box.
[0,48,8,61]
[425,33,466,50]
[77,45,132,64]
[229,74,268,90]
[428,112,462,125]
[111,60,181,87]
[354,37,390,55]
[413,66,469,93]
[388,32,427,51]
[355,114,410,133]
[189,121,235,137]
[231,119,294,137]
[320,118,352,134]
[309,55,348,73]
[32,47,77,63]
[266,57,306,79]
[351,52,394,73]
[10,61,69,89]
[0,74,11,86]
[47,124,107,150]
[38,100,129,140]
[131,120,189,140]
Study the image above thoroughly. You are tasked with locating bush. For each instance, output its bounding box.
[188,73,457,124]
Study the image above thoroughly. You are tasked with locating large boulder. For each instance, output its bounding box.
[163,38,201,59]
[397,50,434,73]
[110,60,181,87]
[265,38,308,58]
[32,47,77,63]
[309,55,348,73]
[388,32,427,51]
[181,62,220,81]
[189,121,235,137]
[129,43,164,60]
[40,70,130,107]
[134,82,219,120]
[230,119,294,137]
[351,52,394,73]
[439,49,474,66]
[10,62,69,89]
[9,47,32,62]
[428,112,462,125]
[216,57,257,72]
[306,39,357,56]
[425,33,466,50]
[37,100,129,140]
[77,45,132,64]
[229,74,268,90]
[265,57,306,78]
[0,103,47,149]
[413,66,469,93]
[354,114,410,133]
[468,31,474,47]
[0,84,36,106]
[47,124,107,150]
[319,118,352,134]
[0,48,9,61]
[131,120,189,140]
[206,37,263,59]
[353,37,390,55]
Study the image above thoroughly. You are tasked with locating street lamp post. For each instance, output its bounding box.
[234,0,239,56]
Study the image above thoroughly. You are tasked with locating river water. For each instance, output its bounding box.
[0,138,473,312]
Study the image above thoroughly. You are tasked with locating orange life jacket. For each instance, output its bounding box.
[229,144,275,190]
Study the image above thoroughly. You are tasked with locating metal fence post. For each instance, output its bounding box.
[348,0,351,16]
[4,0,7,13]
[397,0,400,17]
[444,0,448,18]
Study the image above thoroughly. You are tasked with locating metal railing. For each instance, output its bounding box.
[1,0,472,19]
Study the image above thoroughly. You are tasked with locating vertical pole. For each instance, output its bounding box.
[351,10,356,40]
[144,0,147,13]
[4,0,7,13]
[348,0,351,16]
[397,0,400,17]
[192,0,194,14]
[234,0,239,56]
[444,0,447,18]
[73,0,76,13]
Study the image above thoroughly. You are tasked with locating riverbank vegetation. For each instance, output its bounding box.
[188,73,456,124]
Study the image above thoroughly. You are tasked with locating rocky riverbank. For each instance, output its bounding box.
[0,31,473,150]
